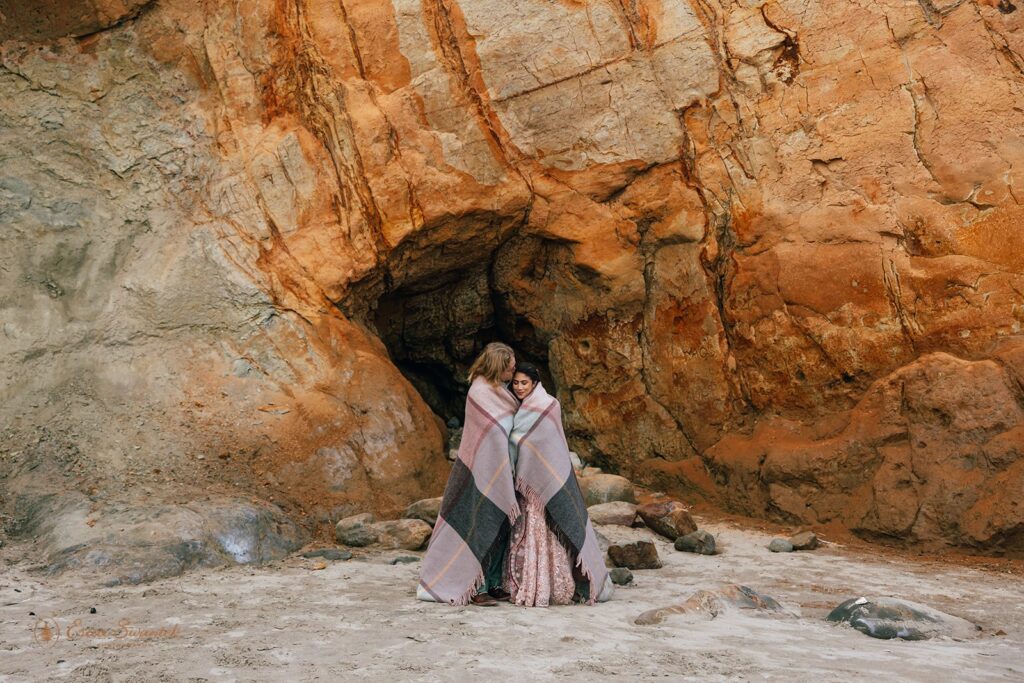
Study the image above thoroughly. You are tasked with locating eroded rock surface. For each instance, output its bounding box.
[2,0,1024,577]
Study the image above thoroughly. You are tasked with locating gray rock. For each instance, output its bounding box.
[404,497,443,526]
[827,597,981,641]
[675,530,716,555]
[609,567,633,585]
[768,539,794,552]
[446,417,461,429]
[607,540,662,570]
[587,501,638,526]
[21,493,308,586]
[335,513,379,547]
[301,548,352,561]
[390,555,420,565]
[789,530,818,550]
[578,474,636,506]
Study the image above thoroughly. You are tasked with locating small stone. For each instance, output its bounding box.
[768,539,794,553]
[89,607,97,614]
[568,451,583,471]
[577,474,636,506]
[636,501,697,540]
[446,417,460,429]
[587,501,638,526]
[609,567,633,585]
[301,548,352,561]
[607,541,662,570]
[390,555,420,565]
[404,497,443,526]
[310,560,328,570]
[375,519,432,550]
[789,530,818,550]
[675,530,716,555]
[335,513,379,547]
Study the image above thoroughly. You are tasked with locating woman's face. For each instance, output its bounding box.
[500,355,516,383]
[511,371,535,399]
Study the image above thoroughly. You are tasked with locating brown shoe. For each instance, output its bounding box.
[488,588,511,602]
[470,593,499,607]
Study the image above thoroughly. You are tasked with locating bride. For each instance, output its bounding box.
[504,362,612,606]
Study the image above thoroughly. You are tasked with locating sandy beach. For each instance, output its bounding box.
[2,515,1022,682]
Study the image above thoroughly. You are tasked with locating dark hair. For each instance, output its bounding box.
[513,362,541,383]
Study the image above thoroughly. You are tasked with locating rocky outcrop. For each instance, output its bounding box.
[2,0,1023,575]
[707,345,1024,552]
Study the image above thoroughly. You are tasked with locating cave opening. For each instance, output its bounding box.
[361,245,553,426]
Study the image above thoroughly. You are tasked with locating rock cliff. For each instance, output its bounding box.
[1,0,1022,577]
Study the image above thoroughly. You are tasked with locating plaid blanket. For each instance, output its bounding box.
[417,376,520,604]
[511,382,612,604]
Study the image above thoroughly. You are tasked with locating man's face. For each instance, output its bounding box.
[500,356,516,383]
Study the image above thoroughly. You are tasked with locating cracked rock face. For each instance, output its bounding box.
[2,0,1024,563]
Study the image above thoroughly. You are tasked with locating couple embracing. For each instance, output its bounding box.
[417,343,614,607]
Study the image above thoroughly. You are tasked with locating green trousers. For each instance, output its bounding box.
[479,520,510,593]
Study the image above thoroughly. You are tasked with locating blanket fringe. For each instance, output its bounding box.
[514,482,546,509]
[449,566,487,607]
[573,547,600,605]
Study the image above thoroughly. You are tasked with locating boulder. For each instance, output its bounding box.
[636,501,697,540]
[609,567,634,585]
[636,585,786,625]
[827,597,981,641]
[789,530,818,550]
[335,513,379,547]
[22,493,308,586]
[587,501,638,526]
[607,541,662,570]
[674,530,716,555]
[404,497,443,526]
[578,474,635,506]
[374,519,433,551]
[768,539,794,553]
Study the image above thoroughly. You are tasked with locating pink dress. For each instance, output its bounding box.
[505,493,576,606]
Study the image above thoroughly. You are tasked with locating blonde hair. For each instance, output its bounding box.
[467,342,514,384]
